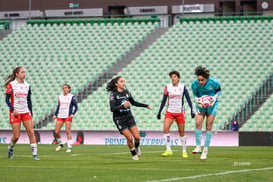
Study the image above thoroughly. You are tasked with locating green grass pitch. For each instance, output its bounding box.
[0,145,272,182]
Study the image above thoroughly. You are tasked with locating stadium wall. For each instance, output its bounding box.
[0,0,271,13]
[0,130,238,146]
[239,132,273,146]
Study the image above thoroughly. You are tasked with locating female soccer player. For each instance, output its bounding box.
[53,84,78,153]
[4,67,39,160]
[157,71,195,158]
[106,76,150,160]
[191,66,222,160]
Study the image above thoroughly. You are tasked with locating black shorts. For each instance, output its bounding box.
[113,115,136,134]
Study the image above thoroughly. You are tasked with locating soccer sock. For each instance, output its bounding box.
[135,142,140,149]
[30,143,38,156]
[204,131,212,148]
[164,133,171,150]
[57,138,63,145]
[130,148,137,156]
[194,129,202,146]
[67,139,73,149]
[180,136,187,152]
[8,141,16,150]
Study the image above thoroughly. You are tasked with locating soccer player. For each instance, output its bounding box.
[53,84,78,153]
[4,67,39,160]
[157,71,195,158]
[191,66,222,160]
[106,76,150,160]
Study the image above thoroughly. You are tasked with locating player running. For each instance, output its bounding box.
[107,76,150,160]
[53,84,78,153]
[4,67,39,160]
[157,71,195,158]
[191,66,222,160]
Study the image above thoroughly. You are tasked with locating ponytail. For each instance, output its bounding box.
[106,76,122,92]
[4,67,22,88]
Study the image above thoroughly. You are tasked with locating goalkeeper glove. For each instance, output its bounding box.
[195,97,203,108]
[209,95,218,107]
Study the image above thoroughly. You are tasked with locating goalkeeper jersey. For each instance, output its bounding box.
[191,77,221,99]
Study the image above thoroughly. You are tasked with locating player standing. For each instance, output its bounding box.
[53,84,78,153]
[4,67,39,160]
[157,71,195,158]
[106,76,150,160]
[191,66,222,160]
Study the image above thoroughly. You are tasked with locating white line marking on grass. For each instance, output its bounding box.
[71,154,81,157]
[145,167,273,182]
[113,150,179,155]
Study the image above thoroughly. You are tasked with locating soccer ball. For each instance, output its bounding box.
[200,95,211,108]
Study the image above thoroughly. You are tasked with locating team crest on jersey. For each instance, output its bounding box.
[110,96,114,100]
[117,96,119,99]
[209,86,212,90]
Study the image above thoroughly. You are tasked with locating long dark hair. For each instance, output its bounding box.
[4,67,23,88]
[106,76,122,92]
[195,66,210,79]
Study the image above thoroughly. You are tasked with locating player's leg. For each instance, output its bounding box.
[176,112,188,158]
[8,122,21,159]
[162,116,174,156]
[23,117,39,160]
[122,129,138,160]
[129,125,141,156]
[55,120,64,151]
[192,111,205,154]
[65,120,73,152]
[200,114,215,160]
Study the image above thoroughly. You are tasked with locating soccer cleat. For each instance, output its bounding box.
[182,151,188,158]
[161,150,173,157]
[33,155,40,161]
[66,148,72,153]
[132,155,139,160]
[55,144,64,151]
[192,146,202,154]
[200,150,208,160]
[8,149,14,159]
[136,147,141,156]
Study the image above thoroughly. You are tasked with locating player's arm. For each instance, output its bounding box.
[191,82,202,108]
[157,85,168,119]
[27,87,33,116]
[5,94,14,112]
[54,99,60,116]
[110,93,124,112]
[184,86,195,118]
[5,83,14,112]
[70,96,78,116]
[128,93,149,108]
[210,81,222,106]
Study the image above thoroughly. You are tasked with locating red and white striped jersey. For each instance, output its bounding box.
[57,93,74,118]
[164,83,185,113]
[6,80,30,114]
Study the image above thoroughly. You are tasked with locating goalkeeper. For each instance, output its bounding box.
[191,66,222,160]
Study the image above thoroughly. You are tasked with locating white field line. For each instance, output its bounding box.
[145,167,273,182]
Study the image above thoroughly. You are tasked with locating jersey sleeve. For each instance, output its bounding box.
[214,79,222,97]
[163,85,168,95]
[6,83,12,94]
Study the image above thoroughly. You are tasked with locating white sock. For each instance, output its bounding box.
[180,136,187,152]
[57,138,63,145]
[30,143,38,155]
[8,141,16,150]
[203,147,208,152]
[164,133,171,150]
[67,139,73,149]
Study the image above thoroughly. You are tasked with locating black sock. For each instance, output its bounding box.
[130,148,137,156]
[135,142,139,149]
